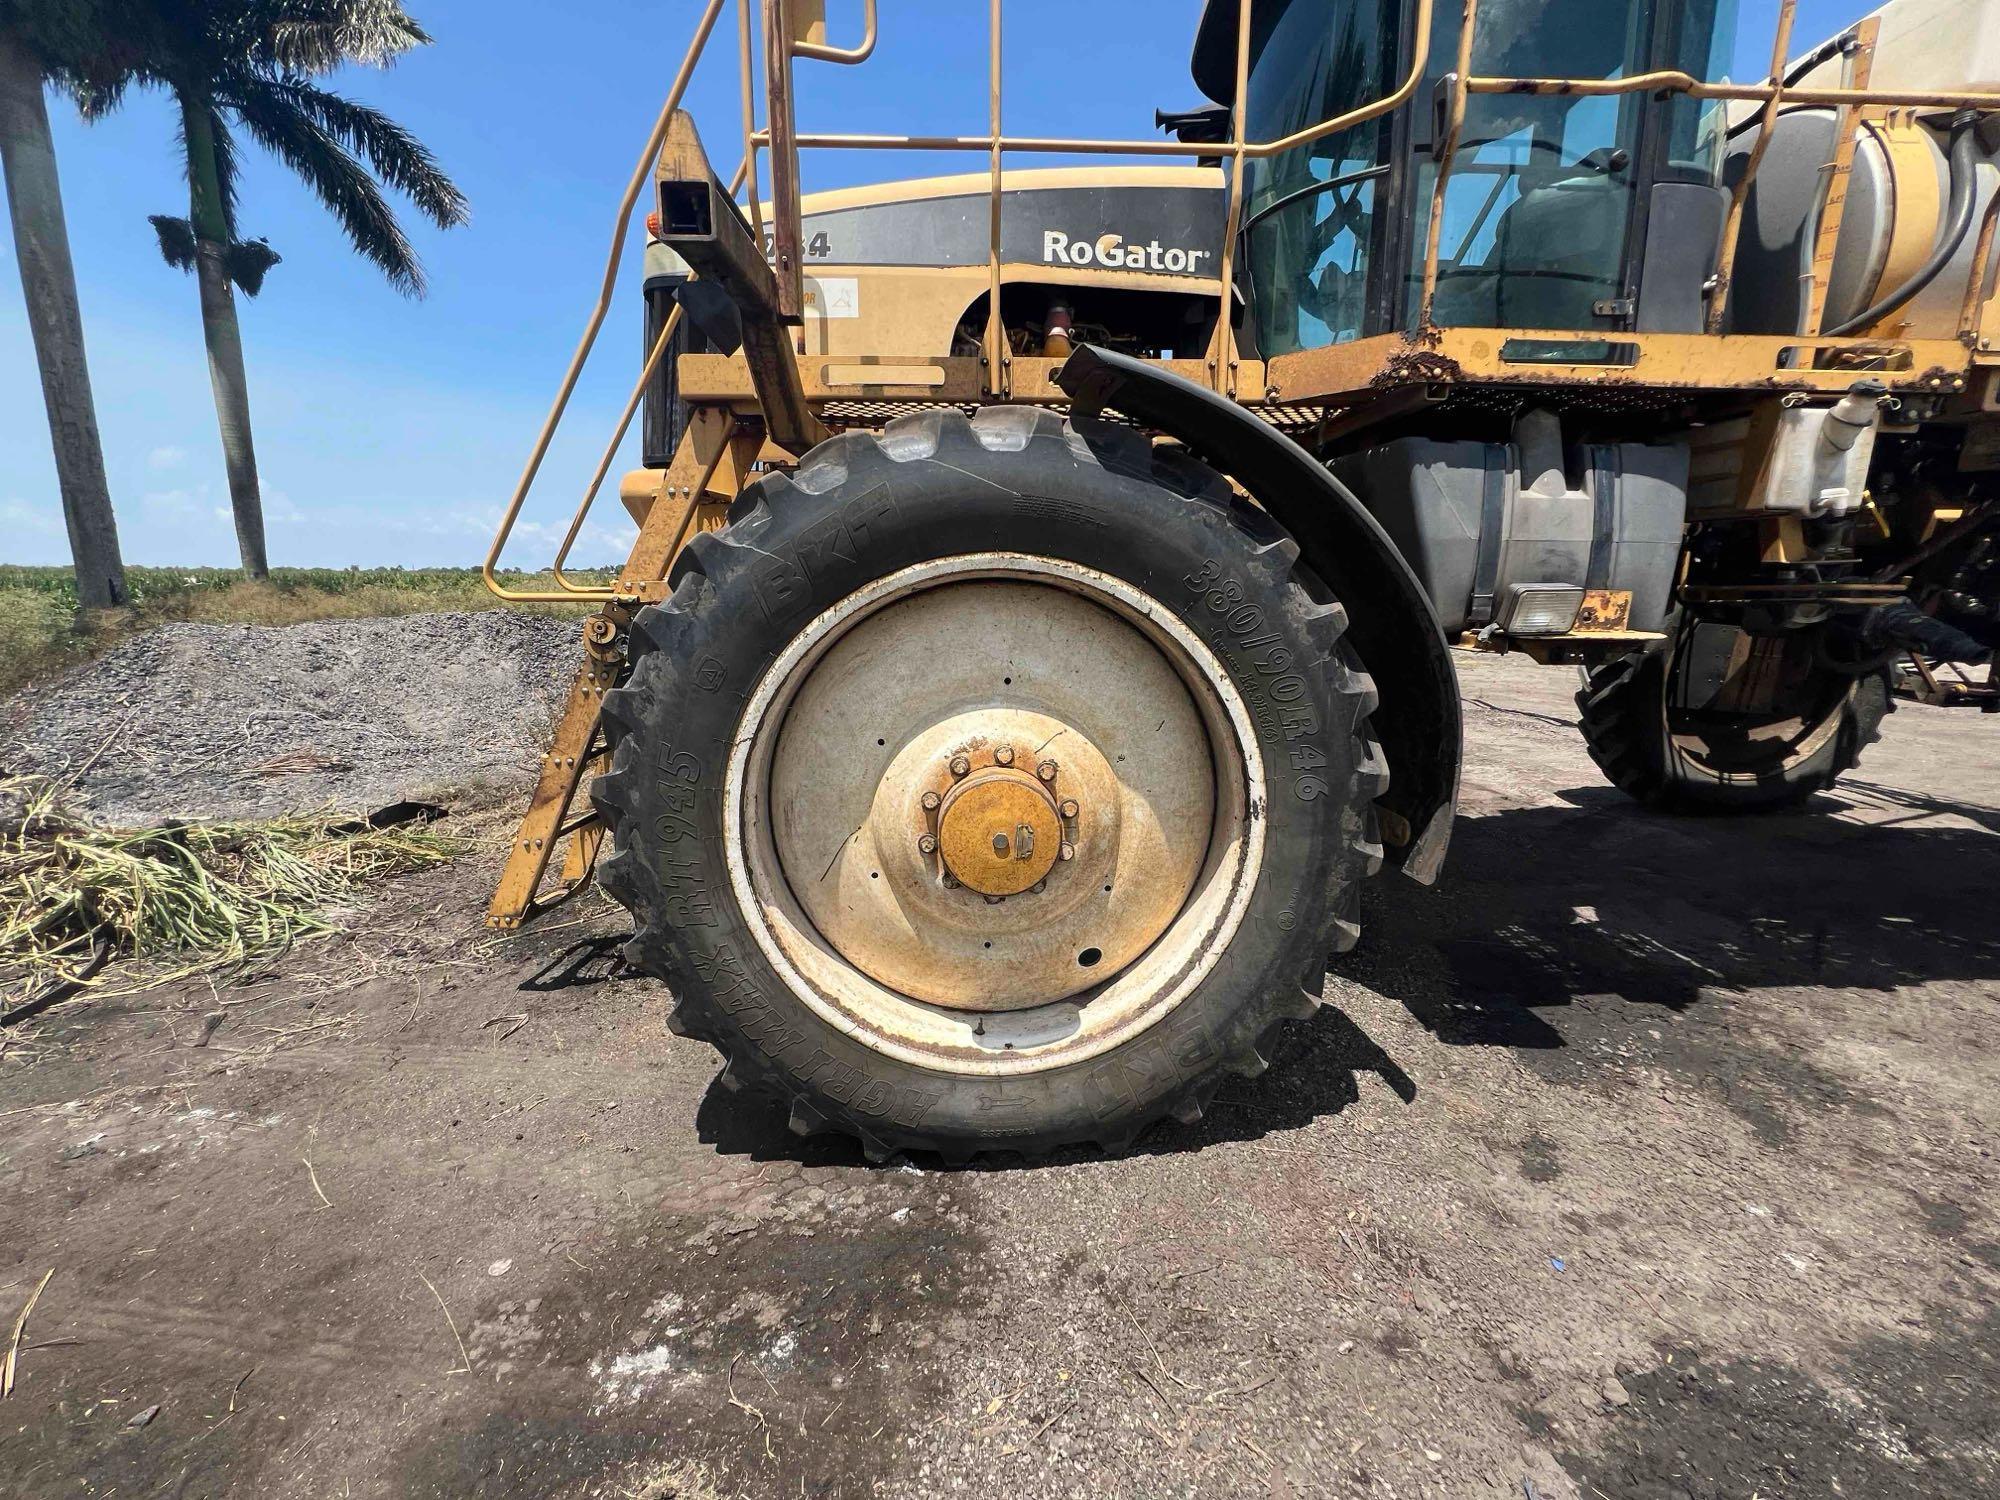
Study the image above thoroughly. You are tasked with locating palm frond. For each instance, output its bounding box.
[63,75,129,119]
[39,0,141,122]
[224,237,282,296]
[227,79,425,295]
[145,214,283,297]
[4,0,127,75]
[38,1,172,110]
[262,1,431,73]
[43,0,464,292]
[245,74,466,228]
[147,213,198,271]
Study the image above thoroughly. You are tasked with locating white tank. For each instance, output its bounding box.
[1789,0,2000,95]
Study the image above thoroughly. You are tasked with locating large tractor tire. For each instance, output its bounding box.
[592,406,1387,1161]
[1577,633,1889,813]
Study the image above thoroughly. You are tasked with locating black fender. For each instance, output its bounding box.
[1057,344,1460,882]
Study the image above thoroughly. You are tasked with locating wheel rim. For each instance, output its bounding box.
[1666,636,1860,783]
[726,552,1265,1077]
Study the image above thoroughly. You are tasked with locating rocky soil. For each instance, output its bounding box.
[2,611,578,824]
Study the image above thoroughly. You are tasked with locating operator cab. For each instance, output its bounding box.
[1185,0,1740,356]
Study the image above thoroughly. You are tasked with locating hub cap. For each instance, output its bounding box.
[933,763,1062,896]
[727,553,1265,1075]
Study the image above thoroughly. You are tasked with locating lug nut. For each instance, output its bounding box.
[1058,842,1076,862]
[949,754,971,778]
[918,834,938,855]
[944,874,961,889]
[921,790,941,811]
[994,745,1015,766]
[1030,879,1047,894]
[985,893,1005,905]
[1037,760,1057,782]
[1059,799,1079,819]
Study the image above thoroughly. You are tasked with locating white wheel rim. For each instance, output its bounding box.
[725,552,1266,1078]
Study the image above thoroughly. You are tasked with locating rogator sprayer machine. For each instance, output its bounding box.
[484,0,2000,1159]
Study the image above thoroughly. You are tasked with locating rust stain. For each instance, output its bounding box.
[1372,348,1463,391]
[1574,590,1634,633]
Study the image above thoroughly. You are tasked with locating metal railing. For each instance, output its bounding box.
[486,0,2000,604]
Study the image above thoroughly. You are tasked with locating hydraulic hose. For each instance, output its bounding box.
[1726,31,1861,141]
[1784,33,1857,90]
[1826,110,1983,337]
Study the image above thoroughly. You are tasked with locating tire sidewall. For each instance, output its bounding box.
[610,418,1361,1152]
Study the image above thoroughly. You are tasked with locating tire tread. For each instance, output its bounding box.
[591,409,1386,1160]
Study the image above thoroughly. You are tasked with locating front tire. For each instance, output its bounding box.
[591,407,1387,1161]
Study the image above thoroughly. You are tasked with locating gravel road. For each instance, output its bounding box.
[2,637,1995,1499]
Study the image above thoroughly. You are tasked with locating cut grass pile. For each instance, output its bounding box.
[0,565,603,698]
[1,773,460,1018]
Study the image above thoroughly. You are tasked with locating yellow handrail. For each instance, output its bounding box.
[1709,0,1800,332]
[482,0,727,603]
[544,170,749,592]
[792,0,875,63]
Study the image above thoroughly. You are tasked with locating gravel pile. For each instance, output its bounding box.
[3,612,581,826]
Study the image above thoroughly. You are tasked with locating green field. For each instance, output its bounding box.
[0,565,604,699]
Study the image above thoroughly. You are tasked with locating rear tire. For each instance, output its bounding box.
[1577,636,1888,813]
[591,407,1387,1161]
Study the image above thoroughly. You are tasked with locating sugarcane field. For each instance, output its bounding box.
[5,2,2000,1497]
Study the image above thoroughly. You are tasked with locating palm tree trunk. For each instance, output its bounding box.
[181,95,267,580]
[0,32,127,610]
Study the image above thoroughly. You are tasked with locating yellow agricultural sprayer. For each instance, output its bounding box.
[483,0,2000,1159]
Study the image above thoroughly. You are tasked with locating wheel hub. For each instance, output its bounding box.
[931,756,1066,896]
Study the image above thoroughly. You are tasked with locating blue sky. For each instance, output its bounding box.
[2,0,1878,569]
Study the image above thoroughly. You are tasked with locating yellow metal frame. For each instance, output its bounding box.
[481,0,2000,927]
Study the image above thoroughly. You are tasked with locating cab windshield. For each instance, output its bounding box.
[1238,0,1738,357]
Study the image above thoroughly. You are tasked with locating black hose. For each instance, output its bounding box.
[1825,110,1983,337]
[1726,32,1861,141]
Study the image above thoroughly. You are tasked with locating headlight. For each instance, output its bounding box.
[1497,583,1585,636]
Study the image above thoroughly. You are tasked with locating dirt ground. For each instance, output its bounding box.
[3,648,1997,1500]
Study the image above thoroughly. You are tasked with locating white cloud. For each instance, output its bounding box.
[447,502,635,558]
[1,497,63,537]
[142,488,201,515]
[329,502,634,561]
[147,445,188,472]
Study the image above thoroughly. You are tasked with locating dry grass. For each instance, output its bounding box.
[0,590,70,699]
[572,1457,723,1500]
[0,772,461,1014]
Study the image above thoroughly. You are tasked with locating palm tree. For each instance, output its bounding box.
[0,2,127,609]
[69,1,468,578]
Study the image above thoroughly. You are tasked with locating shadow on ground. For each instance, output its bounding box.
[1565,1302,2000,1500]
[692,997,1419,1173]
[1358,785,2000,1048]
[1341,783,2000,1146]
[516,935,633,994]
[664,781,2000,1166]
